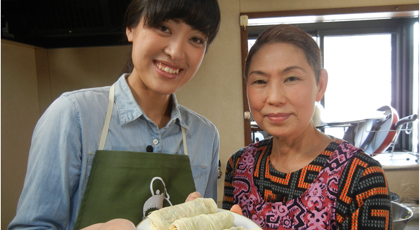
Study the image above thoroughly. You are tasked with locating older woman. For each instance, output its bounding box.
[223,25,391,230]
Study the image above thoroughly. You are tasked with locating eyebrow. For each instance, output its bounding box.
[249,66,307,77]
[248,70,268,77]
[282,66,307,73]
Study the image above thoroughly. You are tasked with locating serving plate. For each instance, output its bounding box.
[137,209,262,230]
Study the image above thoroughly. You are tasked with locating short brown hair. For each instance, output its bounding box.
[245,24,322,82]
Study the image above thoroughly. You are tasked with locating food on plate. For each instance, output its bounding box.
[148,198,217,230]
[170,212,234,230]
[145,198,261,230]
[224,227,247,230]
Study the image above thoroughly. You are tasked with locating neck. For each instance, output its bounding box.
[126,74,172,129]
[270,125,331,173]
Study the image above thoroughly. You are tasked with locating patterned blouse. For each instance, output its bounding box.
[223,138,391,230]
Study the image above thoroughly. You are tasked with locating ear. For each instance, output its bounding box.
[126,27,134,42]
[315,69,328,102]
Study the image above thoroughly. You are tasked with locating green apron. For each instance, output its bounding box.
[73,85,196,229]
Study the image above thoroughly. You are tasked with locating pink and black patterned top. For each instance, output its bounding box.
[223,138,391,230]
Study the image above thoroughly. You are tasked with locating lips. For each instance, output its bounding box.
[156,61,181,74]
[266,113,291,122]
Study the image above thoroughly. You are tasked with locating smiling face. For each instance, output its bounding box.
[126,17,207,95]
[247,42,327,139]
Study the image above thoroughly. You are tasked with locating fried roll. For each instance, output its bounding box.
[148,198,218,230]
[169,212,234,230]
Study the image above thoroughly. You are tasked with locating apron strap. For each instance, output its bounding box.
[99,84,115,151]
[99,84,188,155]
[182,126,188,156]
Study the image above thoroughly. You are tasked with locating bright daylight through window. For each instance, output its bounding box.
[323,34,392,137]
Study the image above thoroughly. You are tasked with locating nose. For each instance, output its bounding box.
[266,83,286,106]
[164,37,186,61]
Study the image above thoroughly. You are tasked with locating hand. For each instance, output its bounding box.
[230,205,243,216]
[185,191,202,202]
[81,219,136,230]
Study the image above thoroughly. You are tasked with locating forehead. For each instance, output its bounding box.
[250,42,308,66]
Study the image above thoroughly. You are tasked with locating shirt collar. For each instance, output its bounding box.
[114,74,188,130]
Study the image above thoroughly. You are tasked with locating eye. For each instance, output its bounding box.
[284,76,299,83]
[158,25,170,33]
[251,79,267,85]
[191,36,205,45]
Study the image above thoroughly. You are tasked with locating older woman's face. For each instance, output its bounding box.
[247,42,327,139]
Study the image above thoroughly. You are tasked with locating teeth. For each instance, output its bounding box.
[157,62,180,74]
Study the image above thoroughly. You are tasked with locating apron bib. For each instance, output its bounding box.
[73,85,196,229]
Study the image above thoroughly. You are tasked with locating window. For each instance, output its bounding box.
[413,21,419,152]
[323,34,392,118]
[246,16,419,153]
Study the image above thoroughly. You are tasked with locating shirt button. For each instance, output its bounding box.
[153,139,159,145]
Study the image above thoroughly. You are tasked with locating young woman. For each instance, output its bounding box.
[8,0,221,229]
[223,25,391,230]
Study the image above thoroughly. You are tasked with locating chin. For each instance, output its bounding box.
[150,84,177,95]
[265,125,296,138]
[269,133,290,139]
[155,89,176,96]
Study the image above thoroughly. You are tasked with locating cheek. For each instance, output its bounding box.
[291,84,317,105]
[247,88,264,112]
[131,43,147,64]
[131,33,156,65]
[292,89,317,119]
[180,53,204,86]
[189,50,205,72]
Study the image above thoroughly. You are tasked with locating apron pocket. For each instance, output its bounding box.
[74,151,196,229]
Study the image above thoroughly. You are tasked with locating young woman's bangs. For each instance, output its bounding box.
[143,0,220,44]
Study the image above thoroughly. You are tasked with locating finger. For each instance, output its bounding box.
[185,191,202,202]
[230,205,243,216]
[99,219,136,230]
[80,223,103,230]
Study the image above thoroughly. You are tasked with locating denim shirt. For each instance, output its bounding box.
[8,74,220,230]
